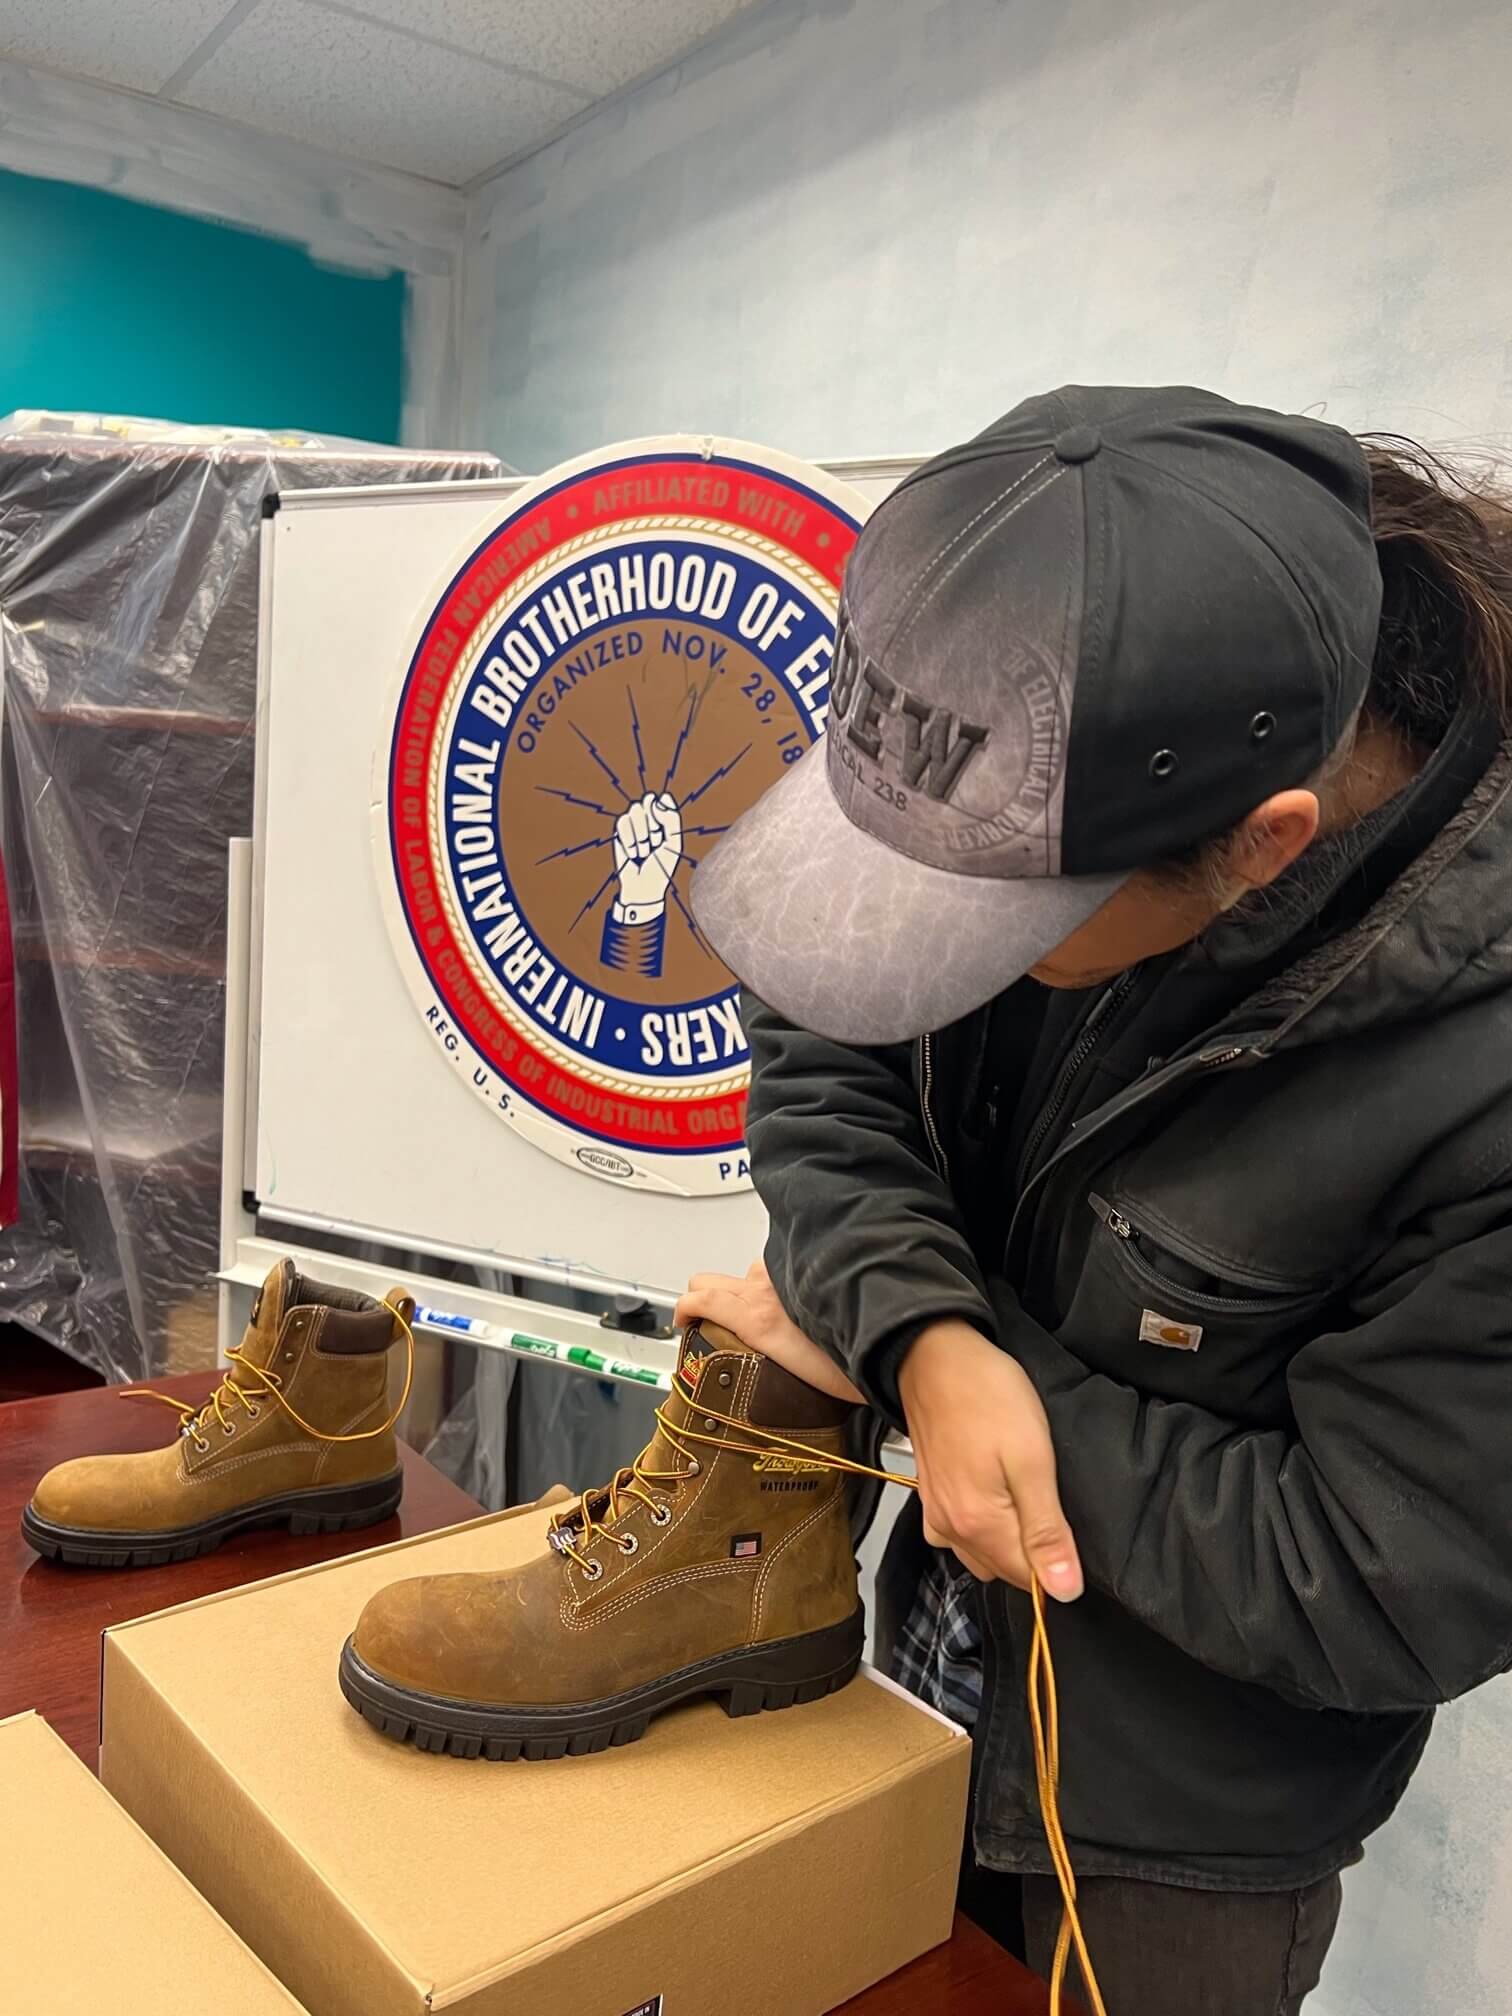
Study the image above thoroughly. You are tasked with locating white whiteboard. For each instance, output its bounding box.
[251,461,912,1297]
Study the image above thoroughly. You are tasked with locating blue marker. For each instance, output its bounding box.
[414,1306,492,1338]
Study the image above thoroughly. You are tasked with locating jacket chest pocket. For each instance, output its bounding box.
[1058,1193,1338,1419]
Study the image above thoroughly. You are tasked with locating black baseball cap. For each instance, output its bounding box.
[692,384,1383,1044]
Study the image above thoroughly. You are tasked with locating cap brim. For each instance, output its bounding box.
[692,746,1128,1046]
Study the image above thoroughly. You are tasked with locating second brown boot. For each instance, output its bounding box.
[22,1261,413,1567]
[339,1320,863,1757]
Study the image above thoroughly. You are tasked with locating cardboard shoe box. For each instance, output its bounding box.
[100,1498,969,2016]
[0,1709,308,2013]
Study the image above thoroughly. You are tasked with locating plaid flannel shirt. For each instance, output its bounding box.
[890,1550,984,1728]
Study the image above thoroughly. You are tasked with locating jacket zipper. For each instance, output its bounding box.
[1088,1193,1320,1311]
[919,1033,949,1180]
[1014,968,1140,1195]
[1004,1037,1264,1270]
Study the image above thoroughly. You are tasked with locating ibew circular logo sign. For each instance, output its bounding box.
[375,438,865,1194]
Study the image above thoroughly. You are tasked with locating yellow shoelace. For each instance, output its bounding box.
[555,1366,1107,2015]
[122,1300,416,1454]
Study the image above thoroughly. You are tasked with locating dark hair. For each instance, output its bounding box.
[1159,434,1512,890]
[1363,435,1512,743]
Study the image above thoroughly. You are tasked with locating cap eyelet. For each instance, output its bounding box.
[1250,710,1277,742]
[718,1371,732,1387]
[686,1460,701,1478]
[582,1559,604,1582]
[703,1416,717,1431]
[1148,749,1179,781]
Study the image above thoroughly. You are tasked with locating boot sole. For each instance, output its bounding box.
[20,1471,405,1568]
[338,1606,865,1760]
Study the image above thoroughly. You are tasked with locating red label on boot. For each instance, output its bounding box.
[679,1330,714,1390]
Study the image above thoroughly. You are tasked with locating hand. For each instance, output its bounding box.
[675,1261,866,1405]
[612,791,683,917]
[899,1320,1083,1601]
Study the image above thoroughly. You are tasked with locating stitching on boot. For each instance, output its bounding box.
[752,1487,845,1638]
[560,1557,759,1632]
[313,1395,392,1481]
[180,1442,326,1488]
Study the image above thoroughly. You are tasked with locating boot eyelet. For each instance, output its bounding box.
[246,1406,260,1419]
[582,1559,604,1582]
[649,1503,672,1526]
[193,1437,210,1454]
[618,1534,639,1556]
[222,1423,235,1437]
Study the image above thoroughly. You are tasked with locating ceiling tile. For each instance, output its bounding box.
[0,0,236,94]
[175,0,587,184]
[344,0,760,97]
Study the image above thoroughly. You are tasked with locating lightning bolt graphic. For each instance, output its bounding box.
[568,870,617,935]
[537,834,613,866]
[536,784,618,818]
[627,688,648,794]
[681,742,751,808]
[662,692,698,792]
[571,722,631,804]
[670,881,715,959]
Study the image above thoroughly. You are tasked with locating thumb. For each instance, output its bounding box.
[1009,1460,1083,1603]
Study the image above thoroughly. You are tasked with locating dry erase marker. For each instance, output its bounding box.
[509,1333,664,1387]
[414,1305,492,1338]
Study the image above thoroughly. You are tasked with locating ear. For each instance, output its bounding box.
[1229,790,1321,894]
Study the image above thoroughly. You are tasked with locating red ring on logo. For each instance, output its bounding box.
[388,457,856,1151]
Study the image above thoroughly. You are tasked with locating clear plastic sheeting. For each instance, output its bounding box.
[0,414,499,1382]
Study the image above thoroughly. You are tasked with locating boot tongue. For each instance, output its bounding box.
[228,1259,300,1390]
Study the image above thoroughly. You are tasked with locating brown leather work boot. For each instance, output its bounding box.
[21,1260,414,1568]
[339,1320,863,1758]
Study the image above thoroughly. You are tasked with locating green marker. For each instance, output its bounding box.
[508,1333,667,1389]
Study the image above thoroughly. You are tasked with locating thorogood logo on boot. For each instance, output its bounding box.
[751,1452,827,1475]
[375,438,864,1197]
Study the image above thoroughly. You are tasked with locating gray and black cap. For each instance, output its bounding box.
[692,384,1383,1044]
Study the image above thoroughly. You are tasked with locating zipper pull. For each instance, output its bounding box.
[1088,1193,1132,1239]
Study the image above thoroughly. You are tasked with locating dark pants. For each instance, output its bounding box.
[1013,1870,1342,2014]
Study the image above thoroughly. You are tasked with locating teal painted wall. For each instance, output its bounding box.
[0,167,404,441]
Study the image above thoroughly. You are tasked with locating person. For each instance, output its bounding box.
[677,385,1512,2015]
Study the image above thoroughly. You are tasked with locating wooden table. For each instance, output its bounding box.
[1,1373,1050,2013]
[1,1370,481,1762]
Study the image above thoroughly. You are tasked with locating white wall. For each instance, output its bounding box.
[460,6,1512,2011]
[461,0,1512,473]
[0,59,467,446]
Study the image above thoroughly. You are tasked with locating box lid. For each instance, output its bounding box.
[103,1504,966,2004]
[0,1710,307,2013]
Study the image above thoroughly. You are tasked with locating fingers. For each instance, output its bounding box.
[673,1277,748,1341]
[999,1442,1083,1602]
[627,798,652,857]
[654,791,682,843]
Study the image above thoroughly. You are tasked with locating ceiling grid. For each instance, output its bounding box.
[0,0,765,186]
